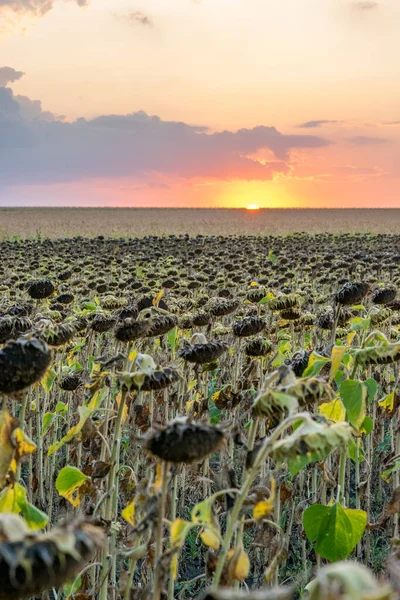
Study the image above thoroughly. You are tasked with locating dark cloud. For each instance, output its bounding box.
[353,1,378,10]
[0,0,87,16]
[298,120,340,129]
[0,66,25,87]
[347,135,387,145]
[118,11,154,27]
[0,87,331,186]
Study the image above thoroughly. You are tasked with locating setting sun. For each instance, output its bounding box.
[246,204,260,211]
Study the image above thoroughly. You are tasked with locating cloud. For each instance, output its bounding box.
[347,135,388,145]
[0,0,87,16]
[117,11,154,27]
[0,87,331,187]
[0,66,25,87]
[353,1,378,10]
[298,120,340,129]
[286,164,385,183]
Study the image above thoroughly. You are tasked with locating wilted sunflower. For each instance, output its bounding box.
[144,417,225,463]
[91,314,117,333]
[55,292,74,305]
[179,336,227,364]
[284,351,311,377]
[244,337,272,357]
[233,316,265,337]
[145,314,176,337]
[371,286,397,305]
[119,366,179,392]
[269,295,298,311]
[59,374,82,391]
[0,316,32,344]
[209,298,240,317]
[0,337,52,394]
[0,515,104,600]
[36,321,76,347]
[272,419,353,466]
[334,282,369,306]
[115,318,151,342]
[27,279,55,300]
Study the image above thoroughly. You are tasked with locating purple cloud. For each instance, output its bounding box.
[0,67,25,87]
[299,120,340,129]
[0,86,332,187]
[347,136,388,145]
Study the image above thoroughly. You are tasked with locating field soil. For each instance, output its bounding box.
[0,207,399,238]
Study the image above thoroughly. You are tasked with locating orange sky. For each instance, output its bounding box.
[0,0,399,207]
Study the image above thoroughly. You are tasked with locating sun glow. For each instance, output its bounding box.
[246,204,260,210]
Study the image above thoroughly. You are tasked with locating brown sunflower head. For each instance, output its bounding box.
[144,417,225,463]
[0,337,52,394]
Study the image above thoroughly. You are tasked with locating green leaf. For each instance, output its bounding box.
[21,501,48,530]
[303,503,367,562]
[56,466,88,507]
[258,292,275,305]
[41,367,57,393]
[302,352,329,378]
[48,405,93,456]
[350,317,371,331]
[329,346,348,381]
[64,576,82,598]
[83,301,97,311]
[360,416,373,435]
[267,249,278,264]
[42,412,55,436]
[302,504,330,541]
[348,438,365,462]
[364,378,378,403]
[340,379,367,429]
[168,327,177,350]
[0,482,48,530]
[382,460,400,482]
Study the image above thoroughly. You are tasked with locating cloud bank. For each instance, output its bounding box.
[0,76,332,187]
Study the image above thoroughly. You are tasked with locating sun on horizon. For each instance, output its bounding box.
[246,204,260,211]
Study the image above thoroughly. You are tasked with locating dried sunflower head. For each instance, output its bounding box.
[0,337,52,394]
[144,417,225,463]
[179,338,227,364]
[284,351,311,377]
[115,318,151,342]
[334,282,369,306]
[0,516,104,600]
[59,374,82,391]
[27,279,55,300]
[244,337,272,357]
[0,316,32,344]
[371,286,397,306]
[272,419,353,473]
[233,316,265,337]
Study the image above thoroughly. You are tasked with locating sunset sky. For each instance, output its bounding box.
[0,0,399,208]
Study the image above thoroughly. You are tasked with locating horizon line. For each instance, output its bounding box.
[1,206,400,211]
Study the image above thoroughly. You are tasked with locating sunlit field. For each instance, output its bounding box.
[1,208,400,238]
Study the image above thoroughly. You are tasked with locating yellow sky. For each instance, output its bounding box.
[1,0,399,207]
